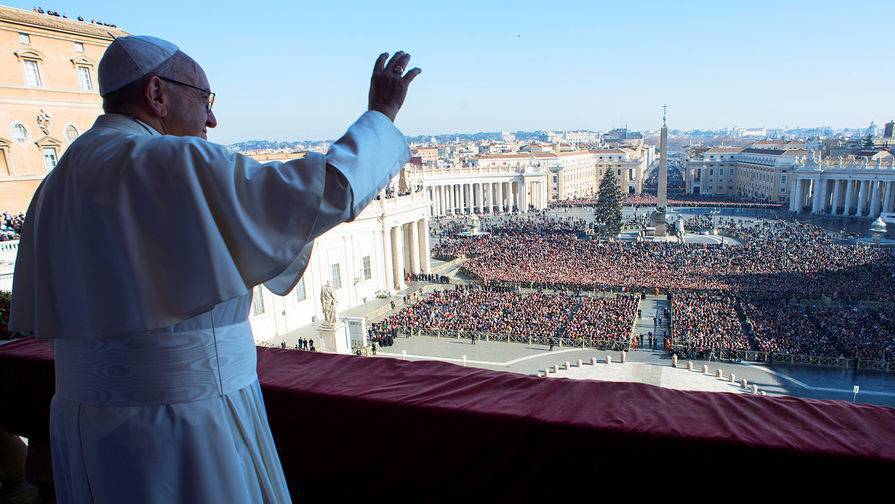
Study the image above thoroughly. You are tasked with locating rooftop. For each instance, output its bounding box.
[0,5,128,39]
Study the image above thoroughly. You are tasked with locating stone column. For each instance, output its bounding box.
[789,178,801,213]
[831,179,842,215]
[392,226,406,290]
[811,179,823,214]
[409,221,420,274]
[843,180,854,216]
[464,183,470,213]
[857,180,868,216]
[519,181,528,212]
[478,183,485,213]
[510,182,519,210]
[498,182,505,212]
[418,219,431,273]
[382,224,394,292]
[471,183,478,213]
[884,181,895,213]
[869,180,882,218]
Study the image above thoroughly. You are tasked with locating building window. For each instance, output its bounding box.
[252,286,265,315]
[42,147,58,171]
[11,124,28,144]
[19,33,30,44]
[77,66,93,91]
[295,277,306,302]
[22,60,42,87]
[331,263,342,289]
[363,256,372,280]
[74,42,85,52]
[65,125,79,142]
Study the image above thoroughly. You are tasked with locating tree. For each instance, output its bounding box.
[595,168,623,238]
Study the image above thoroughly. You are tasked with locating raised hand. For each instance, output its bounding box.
[368,51,421,122]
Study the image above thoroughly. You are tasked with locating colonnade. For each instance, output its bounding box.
[790,177,895,218]
[425,180,547,217]
[381,218,430,292]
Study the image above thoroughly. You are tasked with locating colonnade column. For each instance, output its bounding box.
[843,180,854,216]
[856,180,868,216]
[869,180,882,218]
[789,178,801,213]
[418,219,431,274]
[382,224,394,292]
[831,179,842,215]
[510,181,517,211]
[497,182,504,212]
[409,222,420,274]
[810,179,822,214]
[884,181,895,213]
[478,183,485,213]
[391,225,406,291]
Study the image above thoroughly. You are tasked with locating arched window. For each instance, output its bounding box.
[65,125,79,142]
[11,124,28,144]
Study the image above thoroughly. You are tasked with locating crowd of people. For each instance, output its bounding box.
[669,291,895,361]
[1,212,24,241]
[425,215,895,361]
[434,218,895,300]
[370,285,639,344]
[670,291,751,353]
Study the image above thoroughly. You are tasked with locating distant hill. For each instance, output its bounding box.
[228,130,550,151]
[227,140,309,152]
[405,130,549,144]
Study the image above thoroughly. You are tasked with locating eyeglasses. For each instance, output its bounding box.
[158,76,215,112]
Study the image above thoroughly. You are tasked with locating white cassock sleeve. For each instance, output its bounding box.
[10,111,410,339]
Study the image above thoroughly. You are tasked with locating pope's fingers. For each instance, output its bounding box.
[402,67,422,85]
[374,52,388,73]
[394,53,411,75]
[384,51,404,72]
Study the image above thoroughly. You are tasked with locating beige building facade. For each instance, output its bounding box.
[0,6,126,212]
[685,145,806,202]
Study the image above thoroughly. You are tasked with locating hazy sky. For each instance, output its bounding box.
[11,0,893,143]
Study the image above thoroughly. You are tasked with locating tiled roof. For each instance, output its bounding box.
[740,148,786,155]
[706,147,744,153]
[477,153,532,159]
[0,5,128,39]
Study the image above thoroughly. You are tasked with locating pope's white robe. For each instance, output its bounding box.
[9,111,410,503]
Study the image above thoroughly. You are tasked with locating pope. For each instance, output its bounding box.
[10,35,420,503]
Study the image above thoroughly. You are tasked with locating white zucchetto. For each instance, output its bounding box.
[98,35,179,96]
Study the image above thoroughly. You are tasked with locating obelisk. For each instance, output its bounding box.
[654,106,669,237]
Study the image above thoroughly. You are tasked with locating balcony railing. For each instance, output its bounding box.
[1,336,893,499]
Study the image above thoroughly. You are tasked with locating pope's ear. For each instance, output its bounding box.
[144,76,168,118]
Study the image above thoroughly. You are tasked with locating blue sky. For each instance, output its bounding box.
[11,0,893,143]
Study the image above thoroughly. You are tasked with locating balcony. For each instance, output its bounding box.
[1,336,893,500]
